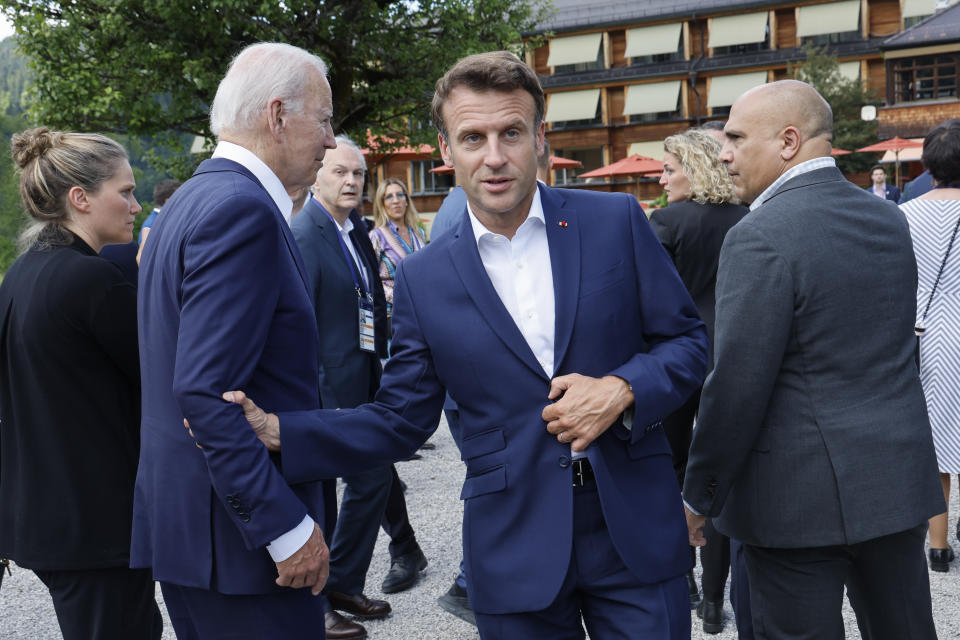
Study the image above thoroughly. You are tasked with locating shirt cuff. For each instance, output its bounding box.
[266,514,314,562]
[683,500,702,516]
[621,406,634,430]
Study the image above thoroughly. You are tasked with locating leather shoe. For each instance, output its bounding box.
[928,546,954,572]
[697,599,724,634]
[326,592,391,620]
[419,441,436,450]
[686,569,701,609]
[324,611,367,640]
[437,581,476,626]
[381,546,428,594]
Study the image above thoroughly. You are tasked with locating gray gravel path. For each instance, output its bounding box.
[1,417,958,639]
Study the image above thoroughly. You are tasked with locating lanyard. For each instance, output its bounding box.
[318,200,369,297]
[389,223,420,255]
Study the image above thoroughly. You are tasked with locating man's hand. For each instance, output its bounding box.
[542,374,633,452]
[275,522,329,595]
[685,505,707,547]
[222,390,281,451]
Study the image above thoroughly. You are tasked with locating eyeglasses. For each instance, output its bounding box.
[384,193,408,202]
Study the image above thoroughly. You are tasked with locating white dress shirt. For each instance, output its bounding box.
[326,205,371,293]
[468,189,593,459]
[211,140,312,562]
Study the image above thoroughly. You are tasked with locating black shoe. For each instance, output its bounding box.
[697,599,724,634]
[419,441,436,450]
[928,546,955,572]
[403,452,422,461]
[686,569,701,609]
[326,592,391,620]
[381,547,428,594]
[437,581,476,627]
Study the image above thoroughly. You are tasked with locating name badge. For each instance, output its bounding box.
[358,295,375,353]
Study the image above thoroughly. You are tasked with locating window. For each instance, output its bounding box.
[796,0,862,46]
[623,81,682,123]
[410,160,454,195]
[552,147,603,185]
[894,54,959,102]
[548,33,604,74]
[554,47,604,74]
[709,12,770,56]
[545,89,603,128]
[803,29,861,47]
[627,23,684,65]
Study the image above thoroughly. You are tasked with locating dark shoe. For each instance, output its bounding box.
[326,592,391,620]
[928,546,955,572]
[686,569,701,609]
[324,611,367,639]
[437,581,476,627]
[419,441,436,450]
[956,517,960,545]
[381,547,428,594]
[403,452,422,461]
[697,599,724,634]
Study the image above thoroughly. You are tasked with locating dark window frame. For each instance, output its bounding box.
[890,53,960,104]
[410,159,454,195]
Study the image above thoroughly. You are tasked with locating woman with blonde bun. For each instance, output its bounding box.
[0,128,161,639]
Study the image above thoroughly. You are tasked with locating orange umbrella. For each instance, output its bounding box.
[830,148,851,156]
[857,137,923,185]
[578,154,664,179]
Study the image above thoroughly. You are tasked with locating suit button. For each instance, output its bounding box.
[558,456,571,468]
[239,513,251,523]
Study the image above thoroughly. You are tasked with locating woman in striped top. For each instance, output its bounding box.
[369,178,426,317]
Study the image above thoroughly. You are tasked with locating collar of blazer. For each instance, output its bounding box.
[759,165,845,207]
[444,183,580,380]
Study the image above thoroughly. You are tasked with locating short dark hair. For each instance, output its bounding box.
[700,120,725,131]
[431,51,545,142]
[870,165,886,175]
[922,119,960,186]
[153,179,181,206]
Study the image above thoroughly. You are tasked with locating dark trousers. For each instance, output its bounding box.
[160,581,324,640]
[662,389,699,488]
[729,539,754,640]
[327,465,393,595]
[34,566,162,640]
[381,464,419,558]
[474,483,690,640]
[743,524,936,640]
[700,518,731,602]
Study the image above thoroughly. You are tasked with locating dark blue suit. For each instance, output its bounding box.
[290,197,396,597]
[277,185,708,635]
[865,183,901,202]
[133,158,333,637]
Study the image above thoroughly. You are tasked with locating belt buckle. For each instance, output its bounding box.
[572,459,586,487]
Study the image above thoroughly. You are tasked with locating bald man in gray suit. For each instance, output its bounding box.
[683,80,943,640]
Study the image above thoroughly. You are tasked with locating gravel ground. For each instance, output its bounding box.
[2,417,959,639]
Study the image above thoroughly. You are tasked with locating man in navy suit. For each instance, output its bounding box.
[292,136,426,639]
[133,43,338,639]
[865,164,901,202]
[228,51,708,639]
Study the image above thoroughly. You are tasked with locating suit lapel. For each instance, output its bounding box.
[306,200,355,284]
[541,185,580,375]
[447,213,549,381]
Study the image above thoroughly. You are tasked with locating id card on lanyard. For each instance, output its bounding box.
[358,291,376,353]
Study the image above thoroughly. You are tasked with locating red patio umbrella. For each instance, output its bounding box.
[830,148,851,156]
[856,137,923,185]
[428,155,583,175]
[578,154,664,179]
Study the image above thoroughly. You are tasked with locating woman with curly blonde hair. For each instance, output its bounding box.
[649,127,748,636]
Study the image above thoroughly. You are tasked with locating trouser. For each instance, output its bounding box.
[381,464,419,559]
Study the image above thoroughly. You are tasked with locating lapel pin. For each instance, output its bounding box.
[558,221,568,227]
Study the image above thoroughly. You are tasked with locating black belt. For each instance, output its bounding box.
[572,458,594,487]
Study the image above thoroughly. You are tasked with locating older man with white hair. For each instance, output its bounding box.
[133,42,337,638]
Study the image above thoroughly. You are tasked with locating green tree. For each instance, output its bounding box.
[1,0,551,178]
[789,45,879,174]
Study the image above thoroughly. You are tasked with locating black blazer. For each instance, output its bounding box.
[0,233,140,570]
[649,200,748,363]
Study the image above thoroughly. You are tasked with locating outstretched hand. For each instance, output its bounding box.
[541,374,633,452]
[222,390,281,451]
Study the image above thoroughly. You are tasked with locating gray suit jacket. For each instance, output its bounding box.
[291,198,388,410]
[684,165,944,548]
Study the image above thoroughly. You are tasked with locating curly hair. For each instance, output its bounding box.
[663,129,738,205]
[372,178,420,231]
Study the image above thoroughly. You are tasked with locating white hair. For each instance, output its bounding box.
[210,42,328,137]
[317,135,366,177]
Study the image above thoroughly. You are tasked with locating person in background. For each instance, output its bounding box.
[866,164,900,202]
[135,178,180,265]
[649,128,748,636]
[0,127,161,640]
[369,177,426,318]
[900,170,934,204]
[288,184,310,220]
[901,118,960,573]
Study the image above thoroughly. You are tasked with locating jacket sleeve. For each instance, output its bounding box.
[173,197,309,549]
[607,195,709,442]
[682,219,794,516]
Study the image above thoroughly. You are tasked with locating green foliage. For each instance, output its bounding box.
[1,0,552,155]
[789,45,879,174]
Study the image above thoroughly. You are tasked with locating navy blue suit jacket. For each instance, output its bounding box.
[865,183,901,202]
[291,198,387,409]
[132,158,334,594]
[277,185,709,614]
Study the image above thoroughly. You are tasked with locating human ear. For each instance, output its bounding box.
[438,133,454,168]
[780,126,802,161]
[67,186,91,214]
[267,98,285,141]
